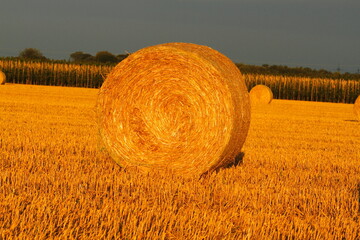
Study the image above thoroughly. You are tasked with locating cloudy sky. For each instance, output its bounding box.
[0,0,359,72]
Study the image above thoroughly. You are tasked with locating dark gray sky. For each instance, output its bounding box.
[1,0,359,72]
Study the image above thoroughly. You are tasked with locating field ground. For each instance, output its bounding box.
[0,84,359,239]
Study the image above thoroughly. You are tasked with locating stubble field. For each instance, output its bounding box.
[0,84,359,239]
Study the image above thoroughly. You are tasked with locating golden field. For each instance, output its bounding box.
[0,84,359,239]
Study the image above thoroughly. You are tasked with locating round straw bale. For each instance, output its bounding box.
[97,42,251,177]
[354,95,360,120]
[249,84,273,105]
[0,70,5,85]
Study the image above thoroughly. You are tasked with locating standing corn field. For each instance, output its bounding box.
[0,59,113,88]
[244,74,360,104]
[0,59,359,103]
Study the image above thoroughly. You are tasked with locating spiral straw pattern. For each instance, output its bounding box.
[97,42,251,177]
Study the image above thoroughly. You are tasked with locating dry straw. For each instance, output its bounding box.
[354,95,360,120]
[249,84,273,105]
[0,70,5,85]
[97,42,251,177]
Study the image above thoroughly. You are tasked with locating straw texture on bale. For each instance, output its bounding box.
[97,42,251,177]
[0,70,5,85]
[354,95,360,120]
[249,84,273,105]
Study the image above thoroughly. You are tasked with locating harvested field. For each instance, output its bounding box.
[0,84,359,239]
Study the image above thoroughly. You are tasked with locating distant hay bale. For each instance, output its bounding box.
[354,95,360,120]
[249,85,273,105]
[0,70,5,85]
[97,42,251,177]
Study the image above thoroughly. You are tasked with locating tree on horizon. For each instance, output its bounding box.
[70,51,94,62]
[19,48,47,60]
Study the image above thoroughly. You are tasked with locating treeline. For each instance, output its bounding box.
[236,63,360,81]
[8,48,360,80]
[1,59,359,103]
[9,48,360,80]
[69,51,128,64]
[15,48,128,64]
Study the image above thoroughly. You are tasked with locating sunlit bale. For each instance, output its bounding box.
[249,84,273,105]
[97,42,251,177]
[354,95,360,120]
[0,70,6,85]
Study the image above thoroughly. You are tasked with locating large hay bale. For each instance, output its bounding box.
[249,85,273,105]
[0,70,5,85]
[97,42,251,177]
[354,95,360,120]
